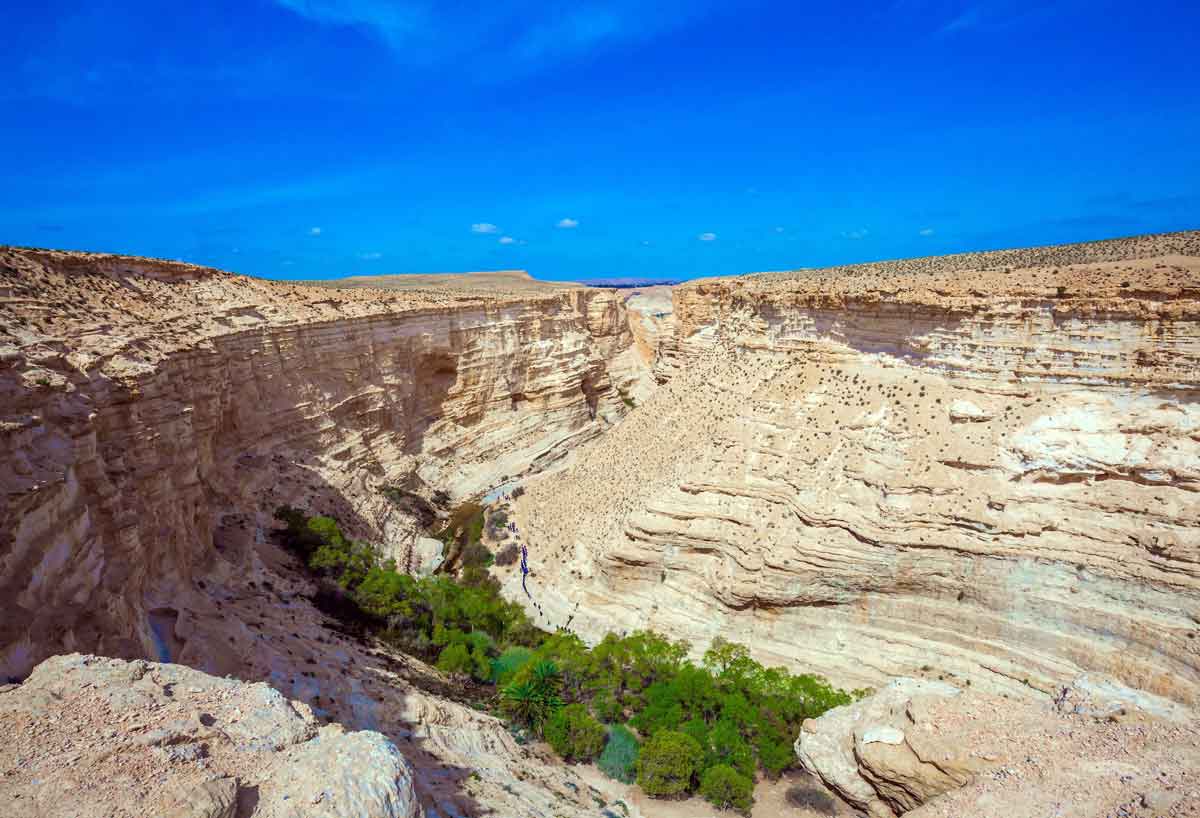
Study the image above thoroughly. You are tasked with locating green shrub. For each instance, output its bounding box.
[591,689,622,723]
[598,724,640,784]
[706,719,755,779]
[680,716,709,750]
[698,764,754,812]
[753,726,795,777]
[492,646,534,685]
[436,643,474,677]
[500,661,562,733]
[544,704,605,762]
[631,681,683,736]
[636,730,702,797]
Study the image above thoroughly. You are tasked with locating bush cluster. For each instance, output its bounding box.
[275,507,861,813]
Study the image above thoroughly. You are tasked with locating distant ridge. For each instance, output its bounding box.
[585,277,681,288]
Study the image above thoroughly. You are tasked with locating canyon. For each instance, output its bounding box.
[2,232,1199,817]
[509,231,1200,710]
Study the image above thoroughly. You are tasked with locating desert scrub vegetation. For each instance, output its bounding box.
[274,506,860,812]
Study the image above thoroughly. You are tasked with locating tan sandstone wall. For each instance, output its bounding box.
[0,248,634,680]
[507,233,1200,705]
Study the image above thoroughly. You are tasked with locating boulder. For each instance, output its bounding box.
[947,399,993,422]
[0,655,420,818]
[412,537,445,577]
[796,678,984,817]
[169,778,239,818]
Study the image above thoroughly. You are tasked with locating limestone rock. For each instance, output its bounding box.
[0,248,644,680]
[796,679,977,817]
[947,399,992,422]
[506,232,1200,707]
[257,726,416,818]
[411,537,445,577]
[169,778,238,818]
[0,655,420,818]
[1055,673,1195,722]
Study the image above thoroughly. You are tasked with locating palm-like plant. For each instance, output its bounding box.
[502,660,563,733]
[501,680,540,725]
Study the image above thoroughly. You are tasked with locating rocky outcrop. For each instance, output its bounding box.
[507,231,1200,705]
[796,675,1200,818]
[0,248,636,680]
[623,287,677,397]
[0,653,420,818]
[795,679,984,817]
[0,247,654,818]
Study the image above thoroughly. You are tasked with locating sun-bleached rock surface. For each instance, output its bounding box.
[795,674,1200,818]
[507,230,1200,705]
[0,248,652,818]
[622,286,677,398]
[0,653,420,818]
[0,247,642,679]
[795,678,984,817]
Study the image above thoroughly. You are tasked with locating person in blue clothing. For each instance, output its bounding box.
[520,545,531,598]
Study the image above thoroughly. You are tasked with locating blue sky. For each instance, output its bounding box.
[3,1,1198,281]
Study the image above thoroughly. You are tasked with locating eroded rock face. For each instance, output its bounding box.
[0,654,420,818]
[508,231,1200,705]
[0,248,642,679]
[795,679,982,817]
[795,675,1200,818]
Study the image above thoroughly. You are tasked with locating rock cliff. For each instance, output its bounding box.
[0,247,656,817]
[0,248,638,679]
[507,230,1200,705]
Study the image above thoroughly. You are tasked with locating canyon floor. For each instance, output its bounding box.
[2,232,1199,817]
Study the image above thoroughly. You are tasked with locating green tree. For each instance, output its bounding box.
[631,681,683,736]
[544,704,606,762]
[706,719,755,779]
[698,764,754,813]
[753,726,795,778]
[636,730,703,797]
[671,663,719,722]
[436,643,474,678]
[680,716,710,750]
[590,688,622,723]
[598,724,640,784]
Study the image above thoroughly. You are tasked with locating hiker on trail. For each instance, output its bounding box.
[520,545,531,598]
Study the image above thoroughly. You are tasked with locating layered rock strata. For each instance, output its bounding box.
[0,247,654,817]
[506,231,1200,705]
[0,248,636,679]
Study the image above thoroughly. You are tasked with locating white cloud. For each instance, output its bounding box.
[269,2,722,74]
[842,228,869,240]
[498,236,516,245]
[698,232,717,242]
[919,228,936,237]
[556,217,580,229]
[358,251,383,260]
[774,226,785,234]
[309,226,322,236]
[471,222,499,234]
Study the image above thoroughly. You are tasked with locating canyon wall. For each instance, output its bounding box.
[0,248,638,680]
[507,232,1200,705]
